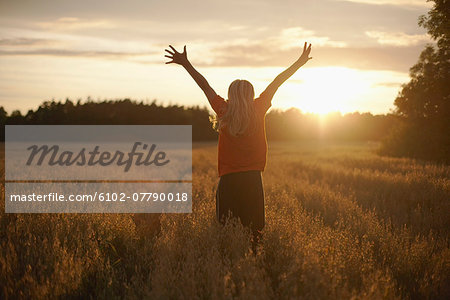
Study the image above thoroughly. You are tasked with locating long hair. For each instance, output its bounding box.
[211,79,257,137]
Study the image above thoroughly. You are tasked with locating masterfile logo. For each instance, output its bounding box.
[5,125,192,213]
[25,142,170,172]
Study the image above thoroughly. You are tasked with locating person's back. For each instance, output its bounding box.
[210,80,272,177]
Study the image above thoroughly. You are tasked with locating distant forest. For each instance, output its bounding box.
[0,98,397,142]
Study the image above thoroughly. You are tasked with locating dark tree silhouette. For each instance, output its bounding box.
[0,99,218,141]
[0,99,397,142]
[380,0,450,162]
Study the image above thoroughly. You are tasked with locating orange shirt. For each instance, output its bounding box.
[210,93,272,177]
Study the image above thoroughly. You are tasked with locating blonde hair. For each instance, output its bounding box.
[211,79,257,137]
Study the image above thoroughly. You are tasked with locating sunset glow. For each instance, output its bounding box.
[0,0,431,114]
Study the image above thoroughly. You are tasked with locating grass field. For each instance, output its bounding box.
[1,141,449,299]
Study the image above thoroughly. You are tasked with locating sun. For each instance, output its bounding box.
[280,67,370,114]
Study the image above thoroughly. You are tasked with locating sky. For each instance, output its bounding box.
[0,0,433,115]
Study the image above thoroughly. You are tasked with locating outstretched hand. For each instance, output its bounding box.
[298,42,312,65]
[165,45,188,66]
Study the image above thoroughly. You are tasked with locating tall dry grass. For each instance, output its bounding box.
[1,141,449,299]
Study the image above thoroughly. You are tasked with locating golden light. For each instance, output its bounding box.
[284,67,371,114]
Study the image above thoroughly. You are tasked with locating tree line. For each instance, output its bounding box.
[379,0,449,163]
[0,98,397,142]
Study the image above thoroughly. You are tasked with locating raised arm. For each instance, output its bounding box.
[262,42,312,100]
[165,45,217,104]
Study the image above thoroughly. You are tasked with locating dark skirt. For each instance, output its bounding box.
[216,170,265,233]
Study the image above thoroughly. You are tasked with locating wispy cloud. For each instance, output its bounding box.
[0,48,156,59]
[0,37,56,46]
[202,40,423,72]
[0,25,347,66]
[0,27,424,72]
[0,22,159,62]
[36,17,116,31]
[373,81,406,87]
[336,0,432,7]
[365,30,430,46]
[189,27,346,66]
[277,27,347,49]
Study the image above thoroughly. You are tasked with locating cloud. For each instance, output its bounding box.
[366,31,430,46]
[0,25,346,67]
[0,37,56,46]
[202,41,424,72]
[190,27,345,65]
[178,26,423,72]
[0,49,156,59]
[336,0,432,7]
[0,14,426,73]
[36,17,116,31]
[0,28,160,62]
[277,27,347,49]
[373,81,406,87]
[0,28,424,72]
